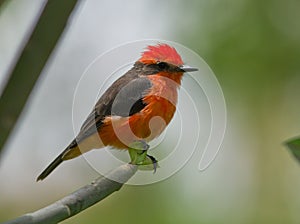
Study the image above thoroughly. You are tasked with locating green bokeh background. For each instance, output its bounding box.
[1,0,300,223]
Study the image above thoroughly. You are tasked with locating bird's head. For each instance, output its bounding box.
[137,44,198,84]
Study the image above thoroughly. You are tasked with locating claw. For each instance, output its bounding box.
[147,154,158,173]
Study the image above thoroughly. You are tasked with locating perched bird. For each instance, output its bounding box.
[37,44,198,181]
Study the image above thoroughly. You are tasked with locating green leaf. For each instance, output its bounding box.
[128,141,148,165]
[128,141,157,171]
[285,137,300,162]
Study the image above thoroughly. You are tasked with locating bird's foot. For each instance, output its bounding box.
[128,140,158,173]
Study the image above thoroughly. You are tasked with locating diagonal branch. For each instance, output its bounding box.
[0,0,7,10]
[0,0,80,156]
[4,164,138,224]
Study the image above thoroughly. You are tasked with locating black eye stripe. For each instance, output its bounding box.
[140,61,180,75]
[157,62,168,70]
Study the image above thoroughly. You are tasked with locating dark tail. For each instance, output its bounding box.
[37,140,83,181]
[36,152,64,181]
[36,142,81,181]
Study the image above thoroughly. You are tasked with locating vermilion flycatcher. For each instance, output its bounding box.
[37,44,198,181]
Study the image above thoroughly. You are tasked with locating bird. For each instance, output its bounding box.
[36,43,198,181]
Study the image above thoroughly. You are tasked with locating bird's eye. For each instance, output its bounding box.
[157,62,168,70]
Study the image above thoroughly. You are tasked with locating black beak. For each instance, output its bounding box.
[180,65,198,72]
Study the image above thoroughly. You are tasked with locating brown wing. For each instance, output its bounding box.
[69,64,152,148]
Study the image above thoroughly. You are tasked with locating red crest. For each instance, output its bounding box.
[139,44,183,66]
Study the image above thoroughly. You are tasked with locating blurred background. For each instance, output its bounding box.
[1,0,300,223]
